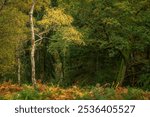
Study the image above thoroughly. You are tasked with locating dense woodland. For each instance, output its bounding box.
[0,0,150,99]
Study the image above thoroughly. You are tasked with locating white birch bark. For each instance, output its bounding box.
[29,0,36,88]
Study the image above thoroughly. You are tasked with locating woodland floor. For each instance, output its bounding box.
[0,81,150,100]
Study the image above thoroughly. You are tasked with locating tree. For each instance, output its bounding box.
[61,0,150,86]
[37,2,84,83]
[0,2,28,82]
[0,0,149,90]
[29,0,36,87]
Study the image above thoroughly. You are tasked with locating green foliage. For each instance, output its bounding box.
[138,73,150,91]
[0,83,149,100]
[13,88,40,100]
[122,88,144,100]
[77,86,148,100]
[0,0,150,91]
[0,6,28,77]
[0,95,4,100]
[13,88,51,100]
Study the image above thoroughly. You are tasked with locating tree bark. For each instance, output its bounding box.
[17,57,21,85]
[116,59,127,86]
[116,50,129,87]
[30,0,36,88]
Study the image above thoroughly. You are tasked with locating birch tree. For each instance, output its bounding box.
[29,0,36,87]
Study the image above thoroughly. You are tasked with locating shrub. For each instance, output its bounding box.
[13,88,40,100]
[122,87,144,100]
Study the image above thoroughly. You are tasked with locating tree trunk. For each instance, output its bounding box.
[63,43,67,79]
[116,50,129,87]
[116,59,127,86]
[17,57,21,85]
[53,50,64,83]
[30,0,36,88]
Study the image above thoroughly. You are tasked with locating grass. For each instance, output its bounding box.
[0,81,150,100]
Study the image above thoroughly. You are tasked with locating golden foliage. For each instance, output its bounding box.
[60,26,85,45]
[0,81,23,99]
[38,8,73,29]
[0,82,149,100]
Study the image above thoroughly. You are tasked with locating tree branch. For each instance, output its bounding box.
[38,29,51,36]
[35,34,50,43]
[0,0,7,12]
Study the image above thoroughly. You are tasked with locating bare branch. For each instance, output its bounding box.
[35,34,50,43]
[38,29,51,36]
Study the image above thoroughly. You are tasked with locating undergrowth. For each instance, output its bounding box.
[0,82,150,100]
